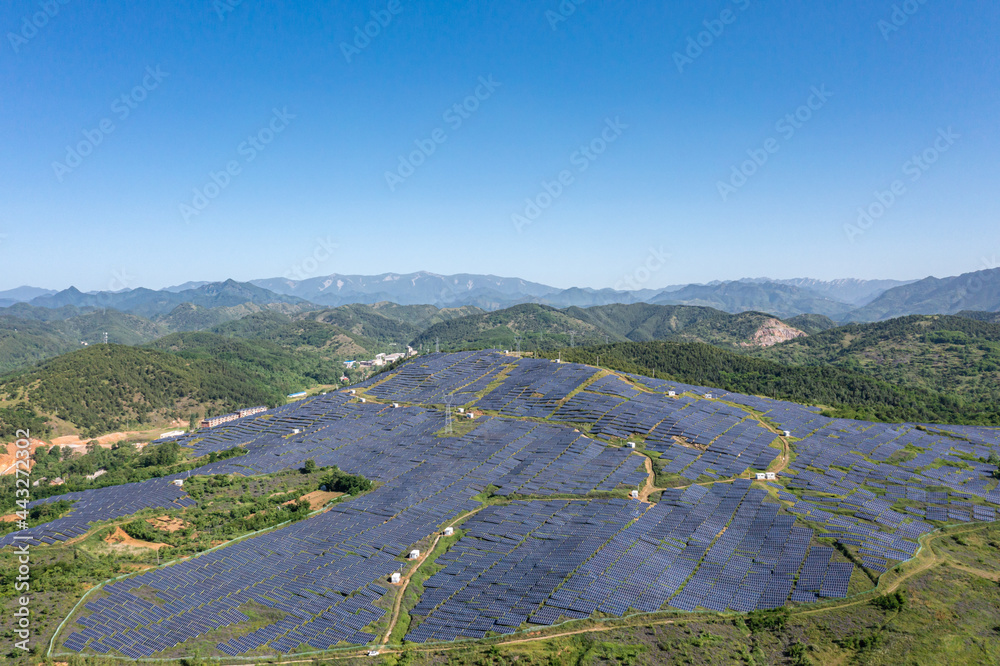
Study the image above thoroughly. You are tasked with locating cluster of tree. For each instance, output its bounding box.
[871,590,906,612]
[318,465,373,495]
[150,332,349,395]
[543,342,1000,426]
[0,404,50,438]
[207,446,246,463]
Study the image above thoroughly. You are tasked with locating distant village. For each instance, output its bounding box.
[342,346,417,371]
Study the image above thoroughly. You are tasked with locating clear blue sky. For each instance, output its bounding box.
[1,0,998,292]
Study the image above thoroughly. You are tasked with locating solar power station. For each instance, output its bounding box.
[9,350,1000,659]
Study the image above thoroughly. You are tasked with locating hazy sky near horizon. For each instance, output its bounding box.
[1,1,998,292]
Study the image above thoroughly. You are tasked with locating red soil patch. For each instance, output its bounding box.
[284,490,343,510]
[146,515,187,533]
[104,526,168,551]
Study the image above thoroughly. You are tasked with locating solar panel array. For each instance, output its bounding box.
[8,351,997,658]
[475,359,598,418]
[407,500,638,642]
[0,480,195,548]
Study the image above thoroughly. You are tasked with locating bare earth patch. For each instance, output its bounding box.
[285,490,343,510]
[104,526,168,551]
[146,515,188,532]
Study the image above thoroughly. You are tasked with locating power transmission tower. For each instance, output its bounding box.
[515,335,521,354]
[103,332,108,345]
[435,337,440,354]
[569,331,575,348]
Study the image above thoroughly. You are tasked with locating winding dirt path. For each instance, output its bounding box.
[381,506,486,645]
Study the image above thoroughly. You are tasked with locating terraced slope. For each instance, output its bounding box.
[3,352,998,661]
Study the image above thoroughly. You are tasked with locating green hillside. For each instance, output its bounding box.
[210,311,375,355]
[410,303,607,351]
[652,281,854,318]
[0,309,168,376]
[359,301,484,328]
[957,310,1000,323]
[149,331,350,395]
[0,302,324,377]
[154,301,311,332]
[756,315,1000,405]
[785,313,838,334]
[0,345,282,437]
[410,303,806,352]
[302,304,421,349]
[543,341,999,425]
[568,303,803,348]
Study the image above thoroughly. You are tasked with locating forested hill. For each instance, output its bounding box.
[410,303,806,352]
[757,315,1000,406]
[542,341,999,426]
[0,345,284,437]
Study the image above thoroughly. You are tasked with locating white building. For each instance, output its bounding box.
[408,549,420,560]
[390,572,401,584]
[443,527,454,536]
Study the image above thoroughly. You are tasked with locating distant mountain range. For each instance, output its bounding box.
[3,268,998,322]
[248,272,912,316]
[847,268,1000,321]
[25,279,307,318]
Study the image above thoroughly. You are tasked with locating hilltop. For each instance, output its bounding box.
[756,315,1000,406]
[410,303,807,352]
[0,344,282,437]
